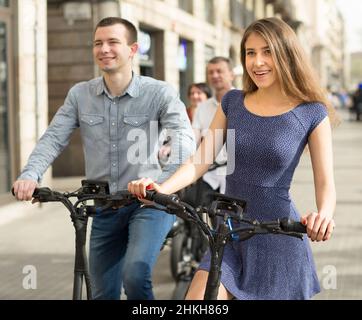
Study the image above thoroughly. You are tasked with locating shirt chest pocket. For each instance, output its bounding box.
[80,114,105,141]
[123,114,149,127]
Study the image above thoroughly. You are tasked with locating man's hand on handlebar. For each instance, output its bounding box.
[12,180,38,202]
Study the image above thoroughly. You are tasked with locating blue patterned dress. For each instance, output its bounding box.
[198,89,327,300]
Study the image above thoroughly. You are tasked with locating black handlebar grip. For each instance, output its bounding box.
[144,190,156,201]
[148,191,180,208]
[32,187,53,200]
[32,188,41,197]
[280,218,307,233]
[146,190,185,210]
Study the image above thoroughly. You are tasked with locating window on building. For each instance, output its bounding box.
[204,45,215,81]
[178,0,193,14]
[245,5,256,27]
[0,1,9,7]
[205,0,215,24]
[139,28,165,80]
[139,30,155,77]
[229,0,246,29]
[205,45,215,65]
[229,0,256,28]
[178,38,194,104]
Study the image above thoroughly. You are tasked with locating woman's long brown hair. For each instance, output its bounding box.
[240,17,338,126]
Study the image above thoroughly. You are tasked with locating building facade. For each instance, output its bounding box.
[292,0,346,90]
[0,0,49,203]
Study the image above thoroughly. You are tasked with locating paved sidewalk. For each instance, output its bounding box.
[296,111,362,300]
[0,110,361,300]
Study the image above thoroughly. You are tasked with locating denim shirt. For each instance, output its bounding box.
[19,74,196,193]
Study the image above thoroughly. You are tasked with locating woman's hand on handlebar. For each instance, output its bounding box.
[301,211,335,242]
[12,180,38,202]
[127,178,162,204]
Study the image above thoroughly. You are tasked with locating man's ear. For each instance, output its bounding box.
[129,42,139,58]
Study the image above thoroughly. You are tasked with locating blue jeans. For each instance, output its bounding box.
[89,203,175,300]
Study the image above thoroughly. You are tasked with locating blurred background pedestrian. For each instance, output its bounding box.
[186,83,212,122]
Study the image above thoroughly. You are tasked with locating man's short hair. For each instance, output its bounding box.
[207,56,233,71]
[95,17,137,44]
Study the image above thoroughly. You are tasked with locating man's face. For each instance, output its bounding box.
[93,24,138,73]
[206,61,234,92]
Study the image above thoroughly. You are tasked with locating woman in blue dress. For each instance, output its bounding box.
[128,17,337,300]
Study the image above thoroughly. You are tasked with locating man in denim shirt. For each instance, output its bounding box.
[12,17,195,299]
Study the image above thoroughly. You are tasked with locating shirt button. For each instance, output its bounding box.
[112,163,116,167]
[112,144,116,148]
[90,120,93,123]
[135,121,138,124]
[112,122,115,126]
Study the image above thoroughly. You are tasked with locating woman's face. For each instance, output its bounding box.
[188,86,208,107]
[245,32,278,90]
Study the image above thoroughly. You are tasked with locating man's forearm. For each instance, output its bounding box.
[18,99,79,182]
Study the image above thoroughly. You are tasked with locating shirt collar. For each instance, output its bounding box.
[95,72,140,98]
[125,73,140,98]
[95,78,106,96]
